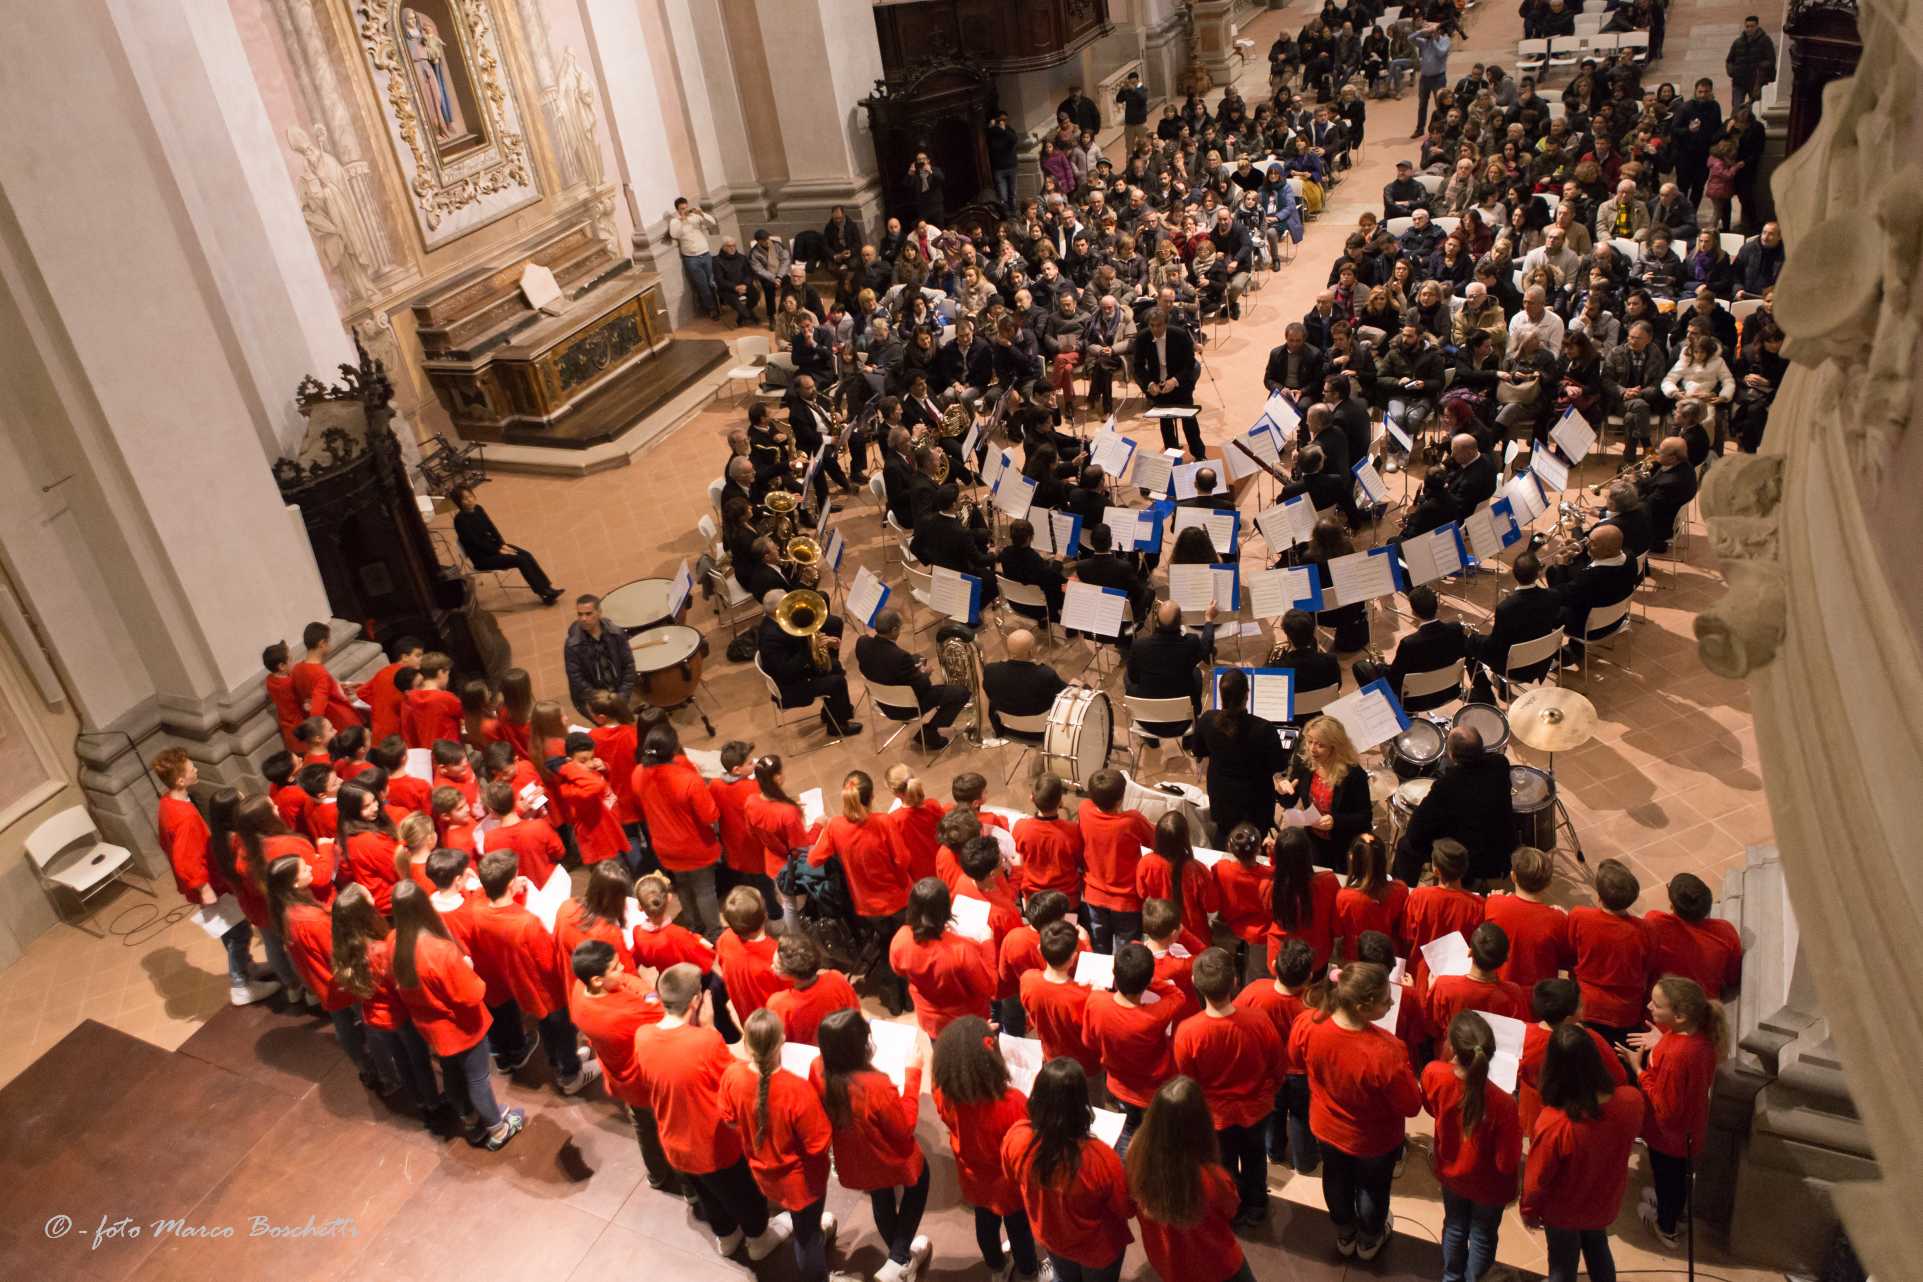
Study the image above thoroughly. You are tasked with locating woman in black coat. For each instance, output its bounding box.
[1186,669,1291,845]
[1278,713,1374,872]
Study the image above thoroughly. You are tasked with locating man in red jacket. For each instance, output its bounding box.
[154,748,278,1005]
[290,621,363,730]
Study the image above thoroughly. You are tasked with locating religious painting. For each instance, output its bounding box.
[354,0,541,248]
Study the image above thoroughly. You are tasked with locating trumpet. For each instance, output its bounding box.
[784,535,823,587]
[775,588,834,671]
[1535,503,1589,565]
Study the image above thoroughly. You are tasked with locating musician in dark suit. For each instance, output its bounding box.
[1069,523,1153,626]
[1326,375,1373,476]
[451,485,561,606]
[737,539,845,639]
[1175,467,1236,511]
[755,590,860,735]
[1279,444,1354,530]
[853,610,969,749]
[1265,611,1344,711]
[911,484,998,602]
[1636,435,1699,553]
[999,519,1067,620]
[1588,481,1654,566]
[1302,402,1351,479]
[1125,600,1218,734]
[1263,325,1327,402]
[1467,551,1564,686]
[1399,433,1499,537]
[1065,466,1111,528]
[930,317,993,402]
[1549,523,1638,659]
[982,629,1069,737]
[1131,307,1205,459]
[745,404,794,495]
[785,375,849,508]
[881,427,919,529]
[1394,731,1516,885]
[1353,585,1469,712]
[720,457,758,514]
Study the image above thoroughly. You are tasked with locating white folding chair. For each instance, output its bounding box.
[1730,298,1765,325]
[859,680,943,758]
[1400,659,1467,713]
[1123,694,1196,773]
[753,652,848,752]
[696,513,725,561]
[1587,32,1620,51]
[995,710,1052,783]
[723,335,772,404]
[1516,38,1549,76]
[1576,598,1633,681]
[1573,13,1605,35]
[999,578,1058,647]
[1414,174,1445,196]
[1546,36,1582,73]
[1611,237,1640,262]
[1434,216,1460,237]
[1619,30,1649,61]
[1384,216,1415,239]
[1538,193,1562,217]
[707,478,726,522]
[1293,682,1341,718]
[1499,628,1566,699]
[755,353,796,409]
[26,806,150,936]
[700,555,759,639]
[1719,232,1748,258]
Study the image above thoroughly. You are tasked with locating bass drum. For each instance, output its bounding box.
[1390,717,1446,780]
[1510,765,1558,851]
[632,625,707,710]
[1042,687,1113,787]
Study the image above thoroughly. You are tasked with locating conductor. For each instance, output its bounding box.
[1132,307,1205,460]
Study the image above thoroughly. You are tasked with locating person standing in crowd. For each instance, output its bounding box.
[1002,1058,1135,1282]
[719,1010,837,1282]
[1521,1026,1645,1282]
[1724,15,1777,113]
[1115,71,1150,152]
[1126,1076,1253,1282]
[813,1009,933,1282]
[563,595,635,718]
[1422,1012,1522,1282]
[665,196,721,320]
[932,1016,1042,1282]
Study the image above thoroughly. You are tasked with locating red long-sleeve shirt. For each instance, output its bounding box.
[711,776,763,875]
[809,814,911,918]
[554,761,627,865]
[1174,1005,1287,1129]
[1019,971,1099,1075]
[403,687,462,748]
[1271,870,1343,970]
[1014,815,1085,903]
[1299,1016,1422,1157]
[808,1062,925,1190]
[1518,1022,1627,1134]
[1640,1028,1717,1157]
[630,920,715,975]
[1484,895,1573,989]
[1001,1123,1134,1268]
[1136,854,1218,940]
[387,773,433,817]
[744,794,821,880]
[553,898,633,971]
[1568,907,1652,1027]
[1401,885,1486,988]
[465,900,569,1019]
[360,661,409,744]
[291,660,362,730]
[1644,911,1743,998]
[634,1021,742,1175]
[567,973,663,1108]
[1421,1060,1521,1207]
[357,934,407,1031]
[1085,983,1189,1107]
[281,901,354,1011]
[343,830,403,914]
[1213,858,1274,944]
[890,797,947,884]
[264,672,303,751]
[718,1061,832,1211]
[1426,973,1530,1032]
[1234,979,1310,1074]
[480,818,564,886]
[395,933,491,1057]
[934,1085,1028,1215]
[158,796,217,904]
[1000,924,1088,998]
[765,970,859,1045]
[591,724,641,826]
[1520,1086,1645,1229]
[715,929,792,1018]
[1136,1162,1245,1282]
[1078,806,1154,911]
[890,926,995,1038]
[1333,882,1408,959]
[633,756,721,872]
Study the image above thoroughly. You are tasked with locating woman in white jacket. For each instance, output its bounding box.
[1661,331,1736,408]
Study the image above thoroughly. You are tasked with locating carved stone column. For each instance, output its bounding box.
[1188,0,1238,89]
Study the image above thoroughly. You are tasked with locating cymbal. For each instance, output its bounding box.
[1508,686,1599,753]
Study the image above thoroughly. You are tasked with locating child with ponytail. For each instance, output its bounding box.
[1621,975,1728,1248]
[1420,1011,1521,1282]
[718,1009,837,1282]
[809,771,913,1014]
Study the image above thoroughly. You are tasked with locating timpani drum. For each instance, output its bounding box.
[1510,765,1558,851]
[1451,702,1512,756]
[1390,717,1446,780]
[631,625,707,711]
[1042,687,1113,786]
[599,577,680,634]
[1390,777,1435,846]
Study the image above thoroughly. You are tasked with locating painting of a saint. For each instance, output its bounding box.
[402,5,471,146]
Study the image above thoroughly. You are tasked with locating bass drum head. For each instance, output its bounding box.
[1451,702,1511,755]
[1075,691,1113,784]
[1041,687,1112,786]
[1392,717,1445,778]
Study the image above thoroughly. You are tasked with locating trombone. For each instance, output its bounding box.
[775,588,835,671]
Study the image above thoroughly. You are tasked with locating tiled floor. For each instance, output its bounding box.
[0,0,1783,1277]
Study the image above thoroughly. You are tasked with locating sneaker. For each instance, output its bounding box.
[1638,1201,1682,1248]
[903,1235,933,1282]
[483,1108,527,1151]
[714,1229,745,1258]
[819,1210,837,1250]
[1232,1202,1269,1229]
[248,962,278,982]
[746,1213,793,1262]
[557,1060,603,1095]
[875,1262,907,1282]
[501,1029,542,1074]
[1356,1215,1394,1261]
[300,986,321,1008]
[228,977,281,1006]
[1335,1232,1358,1258]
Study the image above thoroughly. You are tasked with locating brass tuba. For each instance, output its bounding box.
[785,535,823,587]
[775,588,834,670]
[761,489,800,541]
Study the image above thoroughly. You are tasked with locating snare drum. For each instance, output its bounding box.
[1042,687,1113,786]
[1390,777,1435,844]
[632,625,707,710]
[1391,717,1446,780]
[600,577,681,634]
[1510,765,1557,851]
[1451,702,1512,756]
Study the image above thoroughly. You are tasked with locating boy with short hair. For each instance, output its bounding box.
[1567,859,1652,1044]
[1140,897,1201,1008]
[554,731,628,865]
[1174,946,1287,1226]
[291,620,363,730]
[710,743,775,921]
[262,641,303,751]
[764,933,859,1045]
[1518,977,1627,1133]
[404,653,463,748]
[431,740,480,809]
[430,786,479,855]
[715,884,791,1021]
[154,748,277,1004]
[997,890,1084,1039]
[1084,939,1188,1154]
[481,740,550,821]
[1400,839,1486,1005]
[1237,937,1318,1173]
[1482,846,1571,988]
[470,850,601,1092]
[359,636,423,744]
[933,806,981,893]
[297,761,341,842]
[1018,920,1099,1076]
[950,772,1008,830]
[1012,773,1084,904]
[1425,921,1529,1031]
[371,735,432,814]
[478,780,563,884]
[567,940,690,1199]
[1644,872,1743,999]
[1077,768,1155,952]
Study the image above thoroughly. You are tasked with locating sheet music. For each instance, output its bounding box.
[929,566,981,624]
[994,470,1037,521]
[983,447,1012,492]
[1550,408,1597,463]
[1168,563,1216,613]
[189,894,246,939]
[1488,497,1524,547]
[1211,564,1240,612]
[1485,1011,1528,1094]
[1420,931,1474,979]
[1461,503,1501,561]
[1101,506,1152,552]
[1091,1107,1127,1149]
[1530,446,1570,494]
[1352,458,1390,505]
[824,528,846,571]
[527,867,574,933]
[800,787,825,829]
[1384,416,1413,451]
[1373,980,1404,1034]
[1246,420,1285,466]
[1322,679,1412,752]
[846,566,889,627]
[683,747,725,778]
[961,421,982,463]
[780,1041,822,1078]
[1502,473,1548,527]
[1062,583,1127,637]
[1250,670,1292,721]
[1091,433,1136,480]
[1264,390,1301,433]
[1073,950,1115,988]
[1401,523,1465,586]
[1224,436,1263,482]
[1131,451,1174,497]
[669,560,694,619]
[1282,804,1323,828]
[1245,566,1321,618]
[1171,462,1207,500]
[1503,438,1522,469]
[950,894,993,942]
[816,494,834,543]
[1191,845,1230,869]
[1000,1033,1045,1095]
[1328,548,1397,607]
[1206,510,1239,556]
[868,1018,921,1092]
[403,748,433,782]
[1043,509,1082,557]
[1144,406,1201,419]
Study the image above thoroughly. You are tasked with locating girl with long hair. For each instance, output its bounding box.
[528,699,570,784]
[718,1009,836,1282]
[458,678,500,752]
[882,765,945,884]
[1002,1057,1133,1282]
[337,780,402,913]
[931,1016,1040,1280]
[1136,811,1214,942]
[1334,834,1407,959]
[494,667,535,761]
[888,877,995,1040]
[1622,975,1728,1247]
[808,771,912,1014]
[331,882,448,1128]
[555,860,637,969]
[743,753,820,922]
[1126,1076,1251,1282]
[390,880,525,1150]
[266,854,377,1087]
[811,1009,931,1282]
[1268,826,1342,972]
[1299,962,1422,1259]
[1421,1011,1521,1282]
[233,793,324,997]
[632,720,726,937]
[1521,1025,1644,1282]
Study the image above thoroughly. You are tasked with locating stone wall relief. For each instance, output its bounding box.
[555,47,619,259]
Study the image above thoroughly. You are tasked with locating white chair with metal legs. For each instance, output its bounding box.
[858,680,946,760]
[995,710,1052,784]
[1292,682,1341,718]
[26,806,150,937]
[1498,628,1566,701]
[700,555,760,640]
[753,652,848,753]
[1123,694,1196,774]
[999,579,1058,648]
[1575,598,1633,682]
[1400,659,1468,714]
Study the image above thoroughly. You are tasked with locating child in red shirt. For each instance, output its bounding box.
[430,740,480,809]
[743,753,822,890]
[565,939,686,1195]
[1211,823,1275,964]
[1001,1060,1135,1278]
[337,781,404,914]
[1268,826,1342,973]
[633,723,725,937]
[1019,922,1099,1076]
[1239,937,1319,1173]
[1426,922,1530,1032]
[153,749,273,1002]
[932,806,983,893]
[1124,1077,1246,1282]
[358,637,422,745]
[765,933,859,1045]
[296,761,341,843]
[1623,976,1727,1246]
[1077,768,1154,952]
[371,737,433,816]
[430,786,480,857]
[1643,872,1743,1000]
[1520,1026,1645,1281]
[267,853,383,1089]
[403,653,464,748]
[931,1015,1039,1280]
[719,1011,835,1280]
[1173,947,1287,1224]
[1518,978,1628,1136]
[1568,859,1652,1043]
[586,690,643,834]
[631,874,737,1043]
[712,742,775,918]
[290,621,362,730]
[264,751,308,834]
[1334,834,1408,963]
[330,884,449,1126]
[1137,811,1217,942]
[1000,891,1086,1039]
[1400,839,1486,990]
[1483,847,1572,989]
[889,878,996,1039]
[1141,898,1204,1010]
[1013,774,1084,904]
[555,861,637,971]
[1421,1011,1522,1281]
[481,740,550,824]
[478,781,564,886]
[812,1009,930,1281]
[469,850,600,1094]
[553,731,630,866]
[1084,942,1190,1150]
[262,641,304,752]
[809,771,911,1013]
[716,884,792,1021]
[884,764,946,884]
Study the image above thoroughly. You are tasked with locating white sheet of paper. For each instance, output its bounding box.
[1503,473,1548,526]
[930,566,980,623]
[1420,931,1475,979]
[1353,460,1390,504]
[780,1041,822,1078]
[189,894,246,939]
[403,748,433,783]
[983,447,1011,492]
[1247,566,1315,618]
[1030,507,1064,556]
[1551,409,1597,463]
[1173,506,1235,556]
[1167,563,1217,612]
[1132,451,1174,497]
[1485,1011,1528,1094]
[1145,406,1201,419]
[1191,845,1230,869]
[1328,549,1396,607]
[950,895,994,943]
[1401,524,1465,586]
[1323,685,1407,753]
[1265,390,1302,433]
[1245,421,1284,467]
[1091,434,1136,481]
[669,560,695,619]
[1091,1107,1128,1149]
[1049,510,1081,557]
[527,867,574,934]
[1531,446,1570,494]
[869,1018,921,1091]
[1461,503,1501,561]
[1224,436,1262,482]
[621,896,645,949]
[961,422,983,463]
[994,471,1038,521]
[825,528,847,571]
[1000,1034,1046,1096]
[1073,950,1115,989]
[1102,505,1147,552]
[1282,804,1323,828]
[683,748,725,779]
[1385,416,1414,451]
[1251,672,1292,721]
[1171,462,1208,501]
[800,787,825,829]
[1254,505,1299,551]
[1373,981,1404,1034]
[847,566,889,628]
[1062,583,1127,638]
[1504,438,1522,469]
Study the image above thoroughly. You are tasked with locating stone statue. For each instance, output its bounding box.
[556,47,603,187]
[289,123,373,302]
[403,7,467,142]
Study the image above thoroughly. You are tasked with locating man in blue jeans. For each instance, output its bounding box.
[986,110,1021,210]
[665,195,720,320]
[1411,23,1452,137]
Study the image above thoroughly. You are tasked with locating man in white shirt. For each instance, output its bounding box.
[664,195,720,320]
[1507,286,1565,357]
